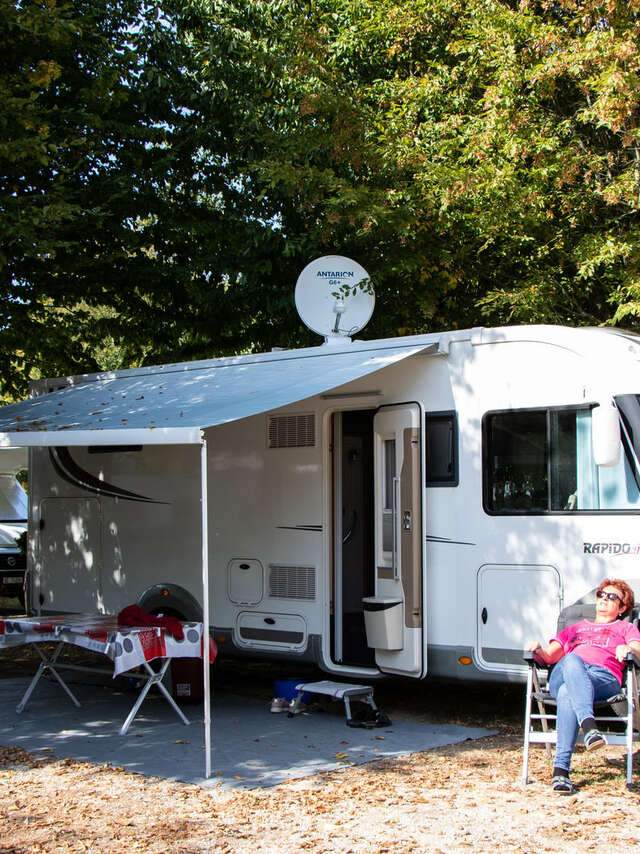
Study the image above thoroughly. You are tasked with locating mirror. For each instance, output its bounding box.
[592,402,621,467]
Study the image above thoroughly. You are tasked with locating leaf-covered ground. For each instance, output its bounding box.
[1,734,639,853]
[0,606,638,853]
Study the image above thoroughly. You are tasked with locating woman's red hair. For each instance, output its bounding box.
[597,578,635,617]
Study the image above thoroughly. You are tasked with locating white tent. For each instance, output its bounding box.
[0,335,435,775]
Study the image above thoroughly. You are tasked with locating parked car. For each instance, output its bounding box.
[0,522,26,607]
[0,448,27,609]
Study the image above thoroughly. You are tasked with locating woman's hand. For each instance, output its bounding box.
[616,644,631,662]
[524,639,563,665]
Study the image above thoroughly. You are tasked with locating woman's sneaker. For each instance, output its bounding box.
[584,728,607,751]
[270,697,288,713]
[552,775,574,794]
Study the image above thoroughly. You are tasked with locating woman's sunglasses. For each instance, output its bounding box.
[596,590,622,603]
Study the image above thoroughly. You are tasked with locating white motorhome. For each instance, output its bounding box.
[1,322,639,683]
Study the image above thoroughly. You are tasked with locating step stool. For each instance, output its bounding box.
[289,680,377,723]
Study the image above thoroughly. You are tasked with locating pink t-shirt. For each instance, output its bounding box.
[552,619,640,684]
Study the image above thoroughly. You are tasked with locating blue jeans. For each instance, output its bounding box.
[548,653,620,772]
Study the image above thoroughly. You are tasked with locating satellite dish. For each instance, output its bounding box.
[295,255,375,342]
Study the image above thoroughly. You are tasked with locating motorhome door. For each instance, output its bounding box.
[367,403,424,677]
[332,410,376,668]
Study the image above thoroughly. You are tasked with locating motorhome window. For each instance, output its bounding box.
[484,406,640,513]
[426,412,458,486]
[485,411,548,512]
[615,395,640,491]
[382,439,396,551]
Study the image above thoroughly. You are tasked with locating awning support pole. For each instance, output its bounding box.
[201,435,211,778]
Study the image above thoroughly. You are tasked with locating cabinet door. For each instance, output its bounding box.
[478,564,561,670]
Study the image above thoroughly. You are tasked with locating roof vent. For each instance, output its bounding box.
[268,413,315,449]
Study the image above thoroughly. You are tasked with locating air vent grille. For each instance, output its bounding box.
[268,414,315,448]
[269,564,316,600]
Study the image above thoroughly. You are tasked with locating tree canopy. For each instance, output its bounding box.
[0,0,277,399]
[1,0,639,398]
[189,0,640,332]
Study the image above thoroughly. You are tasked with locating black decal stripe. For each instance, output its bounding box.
[50,447,162,503]
[276,525,323,532]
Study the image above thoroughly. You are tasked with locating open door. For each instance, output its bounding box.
[332,410,376,667]
[364,403,424,676]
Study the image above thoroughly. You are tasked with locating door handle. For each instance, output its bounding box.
[342,509,356,544]
[392,476,400,580]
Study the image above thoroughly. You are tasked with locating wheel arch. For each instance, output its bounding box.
[137,583,203,621]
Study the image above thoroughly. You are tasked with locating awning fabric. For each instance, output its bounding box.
[0,337,436,447]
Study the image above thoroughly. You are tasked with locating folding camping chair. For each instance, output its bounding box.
[521,605,640,790]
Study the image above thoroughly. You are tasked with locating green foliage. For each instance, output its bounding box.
[0,0,282,400]
[426,0,640,327]
[188,0,640,336]
[1,0,639,402]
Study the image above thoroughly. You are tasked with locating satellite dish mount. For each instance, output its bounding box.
[295,256,375,345]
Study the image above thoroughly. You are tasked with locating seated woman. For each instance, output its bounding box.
[526,577,640,794]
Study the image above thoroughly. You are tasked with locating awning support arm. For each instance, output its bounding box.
[201,435,211,778]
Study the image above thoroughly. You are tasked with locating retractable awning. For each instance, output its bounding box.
[0,334,436,779]
[0,337,436,447]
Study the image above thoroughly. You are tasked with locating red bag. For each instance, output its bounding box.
[117,604,184,640]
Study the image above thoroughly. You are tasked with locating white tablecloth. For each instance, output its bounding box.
[0,614,210,676]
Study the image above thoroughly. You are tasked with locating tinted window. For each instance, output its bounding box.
[484,407,640,513]
[426,412,458,486]
[485,411,547,511]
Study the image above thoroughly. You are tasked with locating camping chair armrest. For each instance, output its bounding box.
[624,650,640,669]
[523,650,547,670]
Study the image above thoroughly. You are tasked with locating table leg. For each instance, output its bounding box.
[119,658,191,736]
[343,690,377,723]
[288,691,303,716]
[16,643,81,714]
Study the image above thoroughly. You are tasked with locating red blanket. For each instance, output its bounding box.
[117,604,184,640]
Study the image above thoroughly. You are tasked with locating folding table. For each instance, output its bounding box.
[0,614,210,735]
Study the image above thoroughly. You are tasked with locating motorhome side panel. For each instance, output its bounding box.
[205,406,325,660]
[425,335,640,681]
[30,444,203,614]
